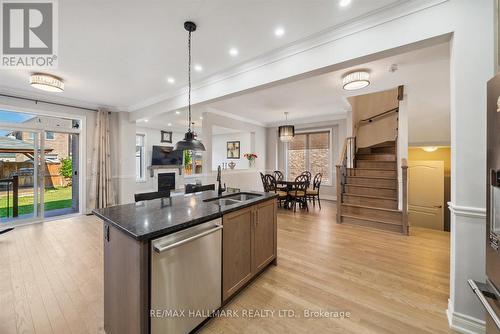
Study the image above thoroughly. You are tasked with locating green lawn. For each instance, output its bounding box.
[0,186,73,217]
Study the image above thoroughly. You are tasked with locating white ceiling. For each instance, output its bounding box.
[0,0,406,110]
[147,40,450,134]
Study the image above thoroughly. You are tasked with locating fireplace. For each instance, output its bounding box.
[158,172,176,191]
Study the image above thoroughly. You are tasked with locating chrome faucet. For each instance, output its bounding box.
[217,165,226,196]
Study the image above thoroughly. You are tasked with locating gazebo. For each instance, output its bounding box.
[0,136,53,218]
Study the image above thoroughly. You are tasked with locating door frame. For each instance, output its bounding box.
[0,107,86,226]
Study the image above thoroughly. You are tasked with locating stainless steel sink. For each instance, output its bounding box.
[225,193,262,201]
[217,198,240,206]
[203,192,262,205]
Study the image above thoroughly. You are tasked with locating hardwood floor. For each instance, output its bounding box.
[0,201,453,334]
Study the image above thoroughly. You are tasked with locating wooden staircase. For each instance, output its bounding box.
[336,137,409,235]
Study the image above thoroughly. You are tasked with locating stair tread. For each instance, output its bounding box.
[346,175,397,180]
[345,184,397,190]
[343,193,397,201]
[355,160,396,163]
[341,214,402,226]
[342,203,401,213]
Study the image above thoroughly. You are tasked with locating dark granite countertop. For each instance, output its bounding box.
[93,190,277,241]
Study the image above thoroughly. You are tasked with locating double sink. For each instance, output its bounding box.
[203,192,262,206]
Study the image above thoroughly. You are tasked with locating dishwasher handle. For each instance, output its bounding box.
[154,225,222,253]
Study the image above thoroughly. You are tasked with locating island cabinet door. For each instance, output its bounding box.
[222,206,254,301]
[253,199,277,273]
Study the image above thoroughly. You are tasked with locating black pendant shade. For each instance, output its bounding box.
[174,130,206,151]
[174,21,206,152]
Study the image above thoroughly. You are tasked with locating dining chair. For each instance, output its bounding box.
[134,190,171,202]
[273,170,287,191]
[306,173,322,209]
[301,171,312,188]
[260,172,269,192]
[290,174,309,212]
[265,174,287,207]
[274,170,284,181]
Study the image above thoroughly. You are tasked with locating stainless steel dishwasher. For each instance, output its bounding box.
[151,219,222,334]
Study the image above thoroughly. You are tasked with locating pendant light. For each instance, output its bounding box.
[174,21,206,152]
[278,112,295,142]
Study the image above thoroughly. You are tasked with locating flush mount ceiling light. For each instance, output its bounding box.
[278,112,295,142]
[342,70,370,91]
[174,21,206,152]
[422,146,439,152]
[30,73,64,92]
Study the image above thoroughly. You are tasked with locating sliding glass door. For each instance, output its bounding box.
[0,110,81,225]
[0,129,42,224]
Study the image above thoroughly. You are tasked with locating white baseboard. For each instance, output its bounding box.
[447,305,485,334]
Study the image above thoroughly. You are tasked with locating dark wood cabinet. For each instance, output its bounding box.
[222,199,277,302]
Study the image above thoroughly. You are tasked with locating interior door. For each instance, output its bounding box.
[408,160,444,230]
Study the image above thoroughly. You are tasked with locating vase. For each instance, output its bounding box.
[248,159,255,168]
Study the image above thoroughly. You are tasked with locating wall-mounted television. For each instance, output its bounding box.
[151,146,183,166]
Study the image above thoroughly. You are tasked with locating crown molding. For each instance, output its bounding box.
[265,112,348,128]
[0,84,124,112]
[205,107,267,127]
[128,0,449,113]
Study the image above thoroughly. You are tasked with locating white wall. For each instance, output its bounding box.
[212,132,251,170]
[135,125,185,193]
[201,111,267,172]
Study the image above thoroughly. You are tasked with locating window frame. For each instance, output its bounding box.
[135,133,146,182]
[285,128,333,186]
[45,131,55,140]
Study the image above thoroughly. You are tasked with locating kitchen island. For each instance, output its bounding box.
[93,190,277,334]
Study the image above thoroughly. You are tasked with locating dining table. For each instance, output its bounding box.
[276,179,308,209]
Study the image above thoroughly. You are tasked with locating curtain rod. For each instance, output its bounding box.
[0,93,98,112]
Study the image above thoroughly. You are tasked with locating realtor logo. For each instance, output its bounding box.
[1,0,58,68]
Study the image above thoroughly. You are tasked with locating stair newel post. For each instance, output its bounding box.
[336,164,342,223]
[401,159,409,235]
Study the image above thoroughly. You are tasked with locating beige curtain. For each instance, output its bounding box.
[89,110,115,209]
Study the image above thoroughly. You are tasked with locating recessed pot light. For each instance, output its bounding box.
[167,77,175,84]
[175,111,180,115]
[229,48,239,56]
[194,64,203,72]
[30,73,64,92]
[199,116,203,120]
[144,119,149,123]
[167,122,172,126]
[339,0,352,7]
[274,27,285,37]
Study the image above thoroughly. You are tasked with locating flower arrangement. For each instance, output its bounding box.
[244,153,258,161]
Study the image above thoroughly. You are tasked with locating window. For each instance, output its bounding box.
[45,131,55,140]
[184,150,203,176]
[136,134,145,181]
[287,130,331,184]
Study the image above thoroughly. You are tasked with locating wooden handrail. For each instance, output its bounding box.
[401,158,409,235]
[358,107,399,124]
